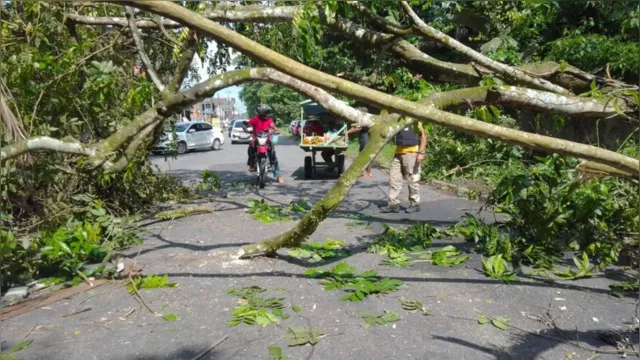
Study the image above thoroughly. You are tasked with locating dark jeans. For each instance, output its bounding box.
[247,141,280,177]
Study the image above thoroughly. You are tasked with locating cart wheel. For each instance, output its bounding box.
[304,156,313,179]
[336,154,345,175]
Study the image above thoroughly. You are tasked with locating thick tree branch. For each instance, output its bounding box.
[428,86,630,118]
[399,1,570,95]
[1,67,370,163]
[321,13,480,85]
[125,6,165,92]
[121,0,639,176]
[104,120,158,173]
[65,5,298,28]
[1,137,97,161]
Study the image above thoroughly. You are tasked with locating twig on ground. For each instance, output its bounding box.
[63,307,92,318]
[76,270,94,287]
[190,335,230,360]
[22,324,38,340]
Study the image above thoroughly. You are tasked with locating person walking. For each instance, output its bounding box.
[380,123,428,214]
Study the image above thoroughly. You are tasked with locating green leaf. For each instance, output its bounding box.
[57,241,72,254]
[162,313,179,322]
[491,317,510,330]
[292,305,302,313]
[477,315,490,324]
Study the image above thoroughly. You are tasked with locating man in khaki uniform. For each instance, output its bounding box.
[380,123,428,213]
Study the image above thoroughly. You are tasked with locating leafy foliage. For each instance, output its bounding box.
[128,274,177,294]
[239,83,305,125]
[370,224,468,268]
[2,197,141,285]
[609,280,640,298]
[449,151,638,277]
[281,327,325,347]
[245,199,311,223]
[227,286,289,327]
[162,313,179,322]
[552,252,595,280]
[359,310,400,328]
[398,297,430,315]
[0,1,193,288]
[267,346,291,360]
[369,223,441,255]
[419,246,470,267]
[287,239,350,262]
[305,262,403,302]
[196,170,221,191]
[478,315,510,331]
[481,255,518,282]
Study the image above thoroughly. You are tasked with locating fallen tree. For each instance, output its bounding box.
[3,1,639,260]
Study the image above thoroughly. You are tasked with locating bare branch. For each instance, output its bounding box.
[125,6,165,91]
[399,1,571,95]
[1,136,97,161]
[123,0,639,175]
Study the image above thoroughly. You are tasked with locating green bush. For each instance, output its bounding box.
[453,154,638,271]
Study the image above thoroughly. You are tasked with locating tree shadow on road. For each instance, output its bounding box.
[432,326,637,360]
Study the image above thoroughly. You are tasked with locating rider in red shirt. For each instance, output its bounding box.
[244,104,283,184]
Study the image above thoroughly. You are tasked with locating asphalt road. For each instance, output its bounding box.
[2,135,636,360]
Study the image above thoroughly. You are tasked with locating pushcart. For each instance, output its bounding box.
[299,122,349,179]
[298,99,351,179]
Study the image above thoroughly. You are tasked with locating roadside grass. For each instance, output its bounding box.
[346,139,395,169]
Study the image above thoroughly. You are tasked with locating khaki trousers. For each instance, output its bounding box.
[388,152,420,207]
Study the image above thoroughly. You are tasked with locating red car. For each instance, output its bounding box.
[301,120,325,136]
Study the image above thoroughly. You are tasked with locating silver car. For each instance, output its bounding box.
[153,121,225,155]
[230,120,252,144]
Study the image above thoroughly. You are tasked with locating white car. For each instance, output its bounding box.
[153,121,225,155]
[230,120,252,144]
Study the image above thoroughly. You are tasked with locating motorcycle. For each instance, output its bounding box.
[253,131,272,189]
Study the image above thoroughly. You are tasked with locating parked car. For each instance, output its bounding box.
[153,121,224,155]
[288,120,299,134]
[230,119,252,144]
[301,120,325,136]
